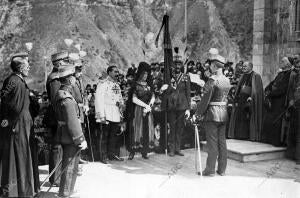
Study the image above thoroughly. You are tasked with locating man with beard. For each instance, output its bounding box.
[161,59,191,156]
[0,53,35,197]
[262,57,294,146]
[228,61,264,141]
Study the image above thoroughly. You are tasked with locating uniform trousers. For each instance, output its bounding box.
[203,121,227,173]
[168,110,185,153]
[49,127,62,185]
[59,144,80,197]
[100,121,120,159]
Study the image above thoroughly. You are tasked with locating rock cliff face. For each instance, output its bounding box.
[0,0,253,91]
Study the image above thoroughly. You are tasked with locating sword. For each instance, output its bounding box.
[39,158,62,189]
[194,124,203,178]
[46,149,81,193]
[85,115,95,162]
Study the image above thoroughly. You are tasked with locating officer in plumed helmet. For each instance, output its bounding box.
[53,61,87,197]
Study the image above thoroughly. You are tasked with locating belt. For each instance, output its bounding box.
[57,121,66,126]
[209,102,227,106]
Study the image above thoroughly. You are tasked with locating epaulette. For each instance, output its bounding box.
[47,72,59,83]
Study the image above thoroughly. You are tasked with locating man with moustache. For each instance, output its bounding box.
[161,58,191,157]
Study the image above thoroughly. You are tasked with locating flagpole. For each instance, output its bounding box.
[164,1,168,157]
[184,0,188,74]
[143,0,146,61]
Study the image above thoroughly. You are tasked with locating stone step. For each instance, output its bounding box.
[200,139,286,162]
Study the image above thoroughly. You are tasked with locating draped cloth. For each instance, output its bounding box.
[228,71,264,141]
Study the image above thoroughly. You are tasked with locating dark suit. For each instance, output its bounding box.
[54,87,85,197]
[195,74,231,174]
[163,73,191,153]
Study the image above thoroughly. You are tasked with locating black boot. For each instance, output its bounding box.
[128,152,135,160]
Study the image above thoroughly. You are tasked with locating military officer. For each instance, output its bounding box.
[45,51,69,186]
[95,65,125,162]
[53,63,87,197]
[161,58,191,157]
[194,48,231,176]
[72,59,90,166]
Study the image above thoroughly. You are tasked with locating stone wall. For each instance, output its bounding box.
[253,0,300,86]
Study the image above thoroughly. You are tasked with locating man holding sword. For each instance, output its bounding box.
[193,48,231,176]
[53,62,87,197]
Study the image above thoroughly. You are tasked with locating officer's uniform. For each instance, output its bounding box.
[45,52,67,185]
[95,76,124,160]
[195,70,231,175]
[53,66,85,197]
[163,72,191,155]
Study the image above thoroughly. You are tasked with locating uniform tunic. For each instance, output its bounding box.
[54,87,85,197]
[95,76,124,123]
[0,73,35,197]
[195,74,231,173]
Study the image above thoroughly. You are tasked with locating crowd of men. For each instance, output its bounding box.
[0,48,300,197]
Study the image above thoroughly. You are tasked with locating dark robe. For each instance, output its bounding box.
[0,73,35,197]
[262,69,291,146]
[286,69,300,162]
[228,71,264,141]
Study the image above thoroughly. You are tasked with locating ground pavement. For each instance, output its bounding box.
[38,149,300,198]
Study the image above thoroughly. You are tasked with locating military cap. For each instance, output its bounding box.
[74,59,83,69]
[209,48,226,65]
[11,52,28,61]
[51,51,69,63]
[58,64,75,78]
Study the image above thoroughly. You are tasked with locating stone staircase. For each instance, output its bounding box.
[200,139,287,162]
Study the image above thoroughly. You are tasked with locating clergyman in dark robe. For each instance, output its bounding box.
[0,53,35,197]
[286,56,300,164]
[262,57,293,146]
[228,61,264,141]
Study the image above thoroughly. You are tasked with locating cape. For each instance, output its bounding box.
[228,71,264,141]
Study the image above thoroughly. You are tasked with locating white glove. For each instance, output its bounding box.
[185,109,190,119]
[192,115,197,123]
[160,84,169,91]
[79,140,88,150]
[144,105,152,113]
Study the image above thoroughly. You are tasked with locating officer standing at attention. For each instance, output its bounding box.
[45,51,70,186]
[95,65,125,162]
[194,48,231,176]
[73,59,89,164]
[53,62,87,197]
